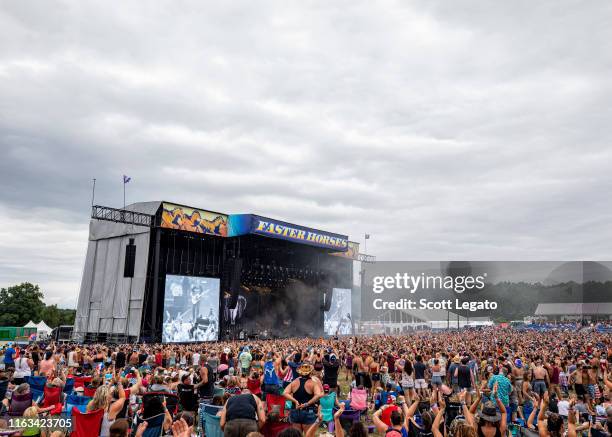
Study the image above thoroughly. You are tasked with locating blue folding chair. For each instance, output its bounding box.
[64,394,92,416]
[203,411,223,437]
[25,375,46,401]
[133,412,165,437]
[63,378,74,394]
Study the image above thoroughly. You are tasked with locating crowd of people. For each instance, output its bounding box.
[0,326,610,437]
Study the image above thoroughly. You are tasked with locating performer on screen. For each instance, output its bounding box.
[190,285,206,321]
[337,312,351,335]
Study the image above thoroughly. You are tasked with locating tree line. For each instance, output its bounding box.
[0,282,76,328]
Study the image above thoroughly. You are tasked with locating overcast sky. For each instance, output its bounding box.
[1,1,611,308]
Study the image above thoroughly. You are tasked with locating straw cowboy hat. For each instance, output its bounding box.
[297,363,314,376]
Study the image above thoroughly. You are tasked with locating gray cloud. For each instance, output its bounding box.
[1,1,611,307]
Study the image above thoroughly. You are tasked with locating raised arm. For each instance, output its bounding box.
[432,397,445,437]
[334,404,346,437]
[567,399,577,437]
[537,392,549,437]
[373,405,391,433]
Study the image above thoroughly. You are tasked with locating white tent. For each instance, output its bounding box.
[35,321,52,337]
[24,321,37,328]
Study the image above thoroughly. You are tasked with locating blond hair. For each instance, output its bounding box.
[24,406,39,418]
[89,385,110,411]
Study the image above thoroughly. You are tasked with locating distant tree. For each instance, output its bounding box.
[0,283,45,326]
[58,308,76,326]
[40,304,61,328]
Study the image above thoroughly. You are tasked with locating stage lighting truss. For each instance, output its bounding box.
[240,261,328,289]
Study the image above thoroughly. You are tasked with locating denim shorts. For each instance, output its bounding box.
[289,409,317,425]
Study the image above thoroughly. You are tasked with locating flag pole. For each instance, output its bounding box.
[91,178,96,208]
[123,176,126,209]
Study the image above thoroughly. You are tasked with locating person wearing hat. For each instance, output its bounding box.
[512,358,525,405]
[318,384,341,426]
[373,396,414,437]
[449,356,461,392]
[467,383,507,437]
[322,353,340,395]
[283,363,323,431]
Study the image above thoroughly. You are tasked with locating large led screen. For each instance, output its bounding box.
[324,288,352,335]
[162,275,220,342]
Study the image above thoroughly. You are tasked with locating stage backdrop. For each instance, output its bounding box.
[325,288,352,335]
[161,202,228,236]
[162,275,220,342]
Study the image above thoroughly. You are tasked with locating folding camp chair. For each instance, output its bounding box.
[0,380,9,401]
[142,392,180,417]
[133,412,166,437]
[349,387,368,411]
[265,393,288,418]
[5,391,32,417]
[262,421,291,437]
[202,411,223,437]
[71,407,104,437]
[63,377,74,394]
[82,386,97,397]
[40,385,63,415]
[63,394,91,416]
[72,376,92,390]
[328,408,362,433]
[25,375,46,401]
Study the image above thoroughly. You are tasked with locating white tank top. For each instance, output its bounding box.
[13,357,32,378]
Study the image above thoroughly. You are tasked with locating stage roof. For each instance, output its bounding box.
[121,201,351,252]
[534,302,612,316]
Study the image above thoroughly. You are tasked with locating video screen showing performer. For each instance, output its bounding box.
[324,288,352,335]
[162,275,220,342]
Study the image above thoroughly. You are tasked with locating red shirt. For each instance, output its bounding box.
[381,405,399,427]
[247,377,261,395]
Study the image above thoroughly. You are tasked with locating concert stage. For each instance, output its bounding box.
[74,201,358,343]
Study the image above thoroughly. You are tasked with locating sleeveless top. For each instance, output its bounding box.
[39,359,54,376]
[386,427,409,437]
[294,377,314,405]
[198,364,215,398]
[264,361,280,385]
[13,357,31,378]
[458,365,472,387]
[226,394,257,421]
[99,407,114,437]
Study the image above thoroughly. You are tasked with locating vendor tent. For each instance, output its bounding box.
[35,321,52,337]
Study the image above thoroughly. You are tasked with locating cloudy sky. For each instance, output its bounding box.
[1,1,611,308]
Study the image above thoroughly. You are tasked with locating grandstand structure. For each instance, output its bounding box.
[534,302,612,321]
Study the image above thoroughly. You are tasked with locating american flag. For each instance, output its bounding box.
[123,175,131,183]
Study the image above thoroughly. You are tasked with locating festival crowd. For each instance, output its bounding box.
[0,326,610,437]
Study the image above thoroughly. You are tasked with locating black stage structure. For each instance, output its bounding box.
[74,201,355,343]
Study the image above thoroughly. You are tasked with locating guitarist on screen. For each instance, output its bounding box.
[190,285,206,322]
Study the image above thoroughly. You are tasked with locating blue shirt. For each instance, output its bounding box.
[488,374,512,406]
[4,347,15,365]
[320,392,337,421]
[263,360,280,385]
